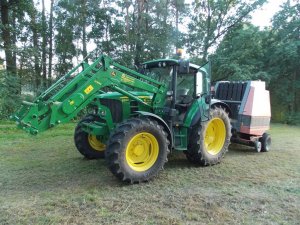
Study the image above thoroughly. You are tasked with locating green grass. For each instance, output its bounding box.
[0,122,299,225]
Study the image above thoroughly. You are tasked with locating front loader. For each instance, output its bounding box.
[12,54,232,183]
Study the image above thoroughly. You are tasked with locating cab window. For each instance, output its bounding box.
[177,73,195,98]
[196,71,203,96]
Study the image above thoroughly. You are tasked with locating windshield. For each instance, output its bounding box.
[144,67,173,83]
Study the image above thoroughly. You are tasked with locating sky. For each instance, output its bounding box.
[251,0,286,27]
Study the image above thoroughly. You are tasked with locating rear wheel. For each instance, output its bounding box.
[74,114,106,159]
[105,118,170,183]
[185,108,231,165]
[260,133,271,152]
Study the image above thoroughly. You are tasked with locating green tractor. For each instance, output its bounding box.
[11,55,232,183]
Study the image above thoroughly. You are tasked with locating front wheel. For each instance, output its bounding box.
[185,108,232,166]
[74,114,106,159]
[105,118,170,183]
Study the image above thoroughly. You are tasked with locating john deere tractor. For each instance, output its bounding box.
[12,55,232,183]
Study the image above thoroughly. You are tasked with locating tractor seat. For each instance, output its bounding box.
[176,89,189,103]
[175,89,193,111]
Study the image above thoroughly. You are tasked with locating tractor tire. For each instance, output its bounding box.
[74,114,106,159]
[260,133,271,152]
[185,107,232,166]
[105,118,170,183]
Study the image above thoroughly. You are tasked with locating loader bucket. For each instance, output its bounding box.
[10,101,40,135]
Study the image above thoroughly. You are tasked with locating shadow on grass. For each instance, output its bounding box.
[166,154,191,169]
[228,143,258,155]
[2,156,124,194]
[166,143,258,169]
[2,143,263,194]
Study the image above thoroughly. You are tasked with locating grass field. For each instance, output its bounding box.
[0,122,299,225]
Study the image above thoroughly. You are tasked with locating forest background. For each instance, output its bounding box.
[0,0,299,123]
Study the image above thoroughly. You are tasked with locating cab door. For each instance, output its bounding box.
[197,62,211,122]
[182,62,211,128]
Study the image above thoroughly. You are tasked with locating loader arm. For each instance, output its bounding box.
[11,55,167,135]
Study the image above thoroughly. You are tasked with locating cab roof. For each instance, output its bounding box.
[141,59,178,68]
[142,59,200,72]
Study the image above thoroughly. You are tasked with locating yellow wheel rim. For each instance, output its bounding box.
[204,118,226,155]
[125,132,159,172]
[88,135,106,151]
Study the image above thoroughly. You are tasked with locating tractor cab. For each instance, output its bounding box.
[141,59,212,151]
[141,59,210,123]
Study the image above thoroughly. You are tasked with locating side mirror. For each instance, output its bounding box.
[178,59,189,74]
[205,95,211,104]
[167,91,173,97]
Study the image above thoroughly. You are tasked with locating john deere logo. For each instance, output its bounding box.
[121,74,134,84]
[84,85,94,94]
[111,71,116,77]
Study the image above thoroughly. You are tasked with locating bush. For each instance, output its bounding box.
[0,71,21,120]
[286,112,300,125]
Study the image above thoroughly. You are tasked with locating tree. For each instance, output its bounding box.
[54,0,77,77]
[89,0,117,57]
[0,0,17,75]
[0,0,24,118]
[266,1,300,123]
[28,0,42,91]
[188,0,267,61]
[41,0,47,88]
[48,0,54,86]
[212,23,269,82]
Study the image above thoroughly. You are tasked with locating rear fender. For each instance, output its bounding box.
[188,99,232,128]
[184,98,210,127]
[135,111,173,148]
[211,99,232,118]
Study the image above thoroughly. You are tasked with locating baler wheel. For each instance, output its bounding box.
[254,141,262,152]
[105,118,170,183]
[260,133,271,152]
[74,114,106,159]
[185,107,232,166]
